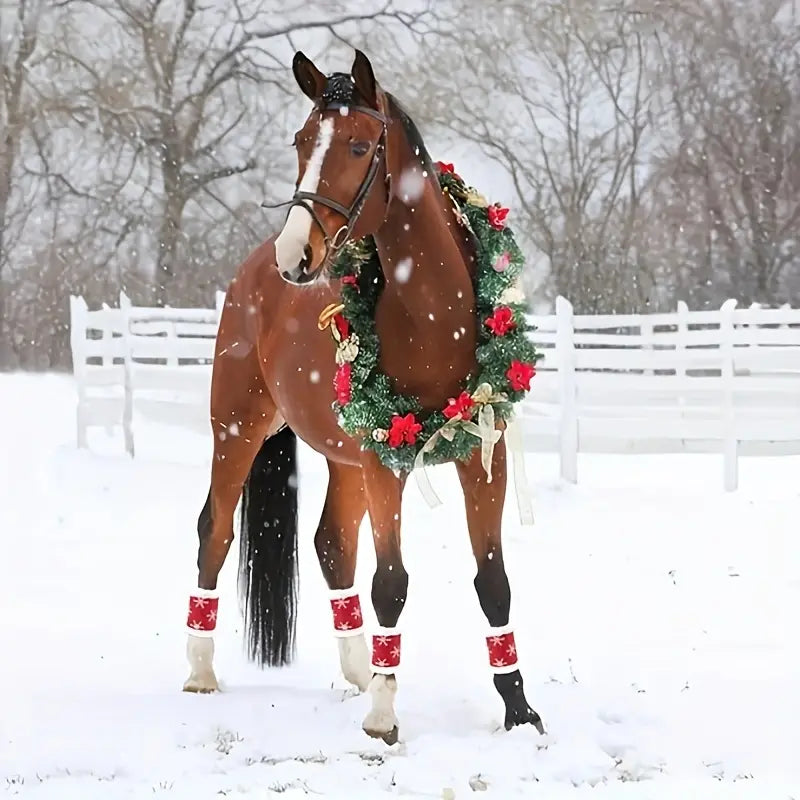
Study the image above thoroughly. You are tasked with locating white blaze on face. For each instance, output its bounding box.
[275,117,335,274]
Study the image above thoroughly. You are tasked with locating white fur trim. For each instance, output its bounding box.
[490,661,520,675]
[186,626,215,638]
[329,586,359,600]
[487,623,514,637]
[371,662,397,675]
[332,624,364,639]
[190,587,219,599]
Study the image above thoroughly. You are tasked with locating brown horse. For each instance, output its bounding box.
[182,49,544,744]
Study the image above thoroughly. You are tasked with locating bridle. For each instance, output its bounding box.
[265,102,392,284]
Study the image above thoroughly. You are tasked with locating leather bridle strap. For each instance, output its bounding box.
[264,103,392,282]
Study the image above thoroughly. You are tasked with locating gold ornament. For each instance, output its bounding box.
[372,427,389,442]
[465,187,489,208]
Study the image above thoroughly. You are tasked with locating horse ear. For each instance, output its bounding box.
[351,49,378,108]
[292,51,326,101]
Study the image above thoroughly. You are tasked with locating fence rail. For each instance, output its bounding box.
[69,291,225,456]
[69,293,800,488]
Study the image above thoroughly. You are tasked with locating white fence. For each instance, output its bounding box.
[69,294,800,488]
[521,297,800,489]
[69,291,225,456]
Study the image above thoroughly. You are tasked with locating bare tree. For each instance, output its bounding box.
[0,0,43,356]
[652,0,800,306]
[58,0,437,305]
[418,0,661,313]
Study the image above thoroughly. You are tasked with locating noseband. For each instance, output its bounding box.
[265,103,392,282]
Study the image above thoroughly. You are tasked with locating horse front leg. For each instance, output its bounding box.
[314,460,371,693]
[359,452,408,745]
[454,436,545,734]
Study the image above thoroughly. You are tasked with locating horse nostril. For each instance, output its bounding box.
[300,245,313,273]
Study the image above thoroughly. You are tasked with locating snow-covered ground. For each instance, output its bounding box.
[2,372,798,799]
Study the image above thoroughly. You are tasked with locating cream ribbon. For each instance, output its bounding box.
[505,410,534,526]
[411,383,534,525]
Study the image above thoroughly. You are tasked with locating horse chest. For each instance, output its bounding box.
[373,301,477,408]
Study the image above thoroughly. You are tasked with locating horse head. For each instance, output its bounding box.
[274,50,397,286]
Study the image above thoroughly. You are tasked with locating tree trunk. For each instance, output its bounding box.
[0,142,15,366]
[154,158,186,306]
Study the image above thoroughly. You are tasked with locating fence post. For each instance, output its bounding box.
[555,295,578,483]
[641,317,654,376]
[70,295,89,449]
[166,321,178,368]
[720,298,738,490]
[675,300,688,409]
[120,291,135,458]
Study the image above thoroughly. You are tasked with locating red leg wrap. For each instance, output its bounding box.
[187,589,219,637]
[329,588,364,637]
[486,625,519,674]
[371,628,401,674]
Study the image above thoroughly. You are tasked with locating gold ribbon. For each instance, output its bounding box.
[317,303,345,331]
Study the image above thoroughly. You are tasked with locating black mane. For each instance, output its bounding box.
[385,92,436,177]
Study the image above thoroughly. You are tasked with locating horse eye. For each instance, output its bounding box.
[350,141,370,157]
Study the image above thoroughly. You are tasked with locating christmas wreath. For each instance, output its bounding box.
[323,161,542,474]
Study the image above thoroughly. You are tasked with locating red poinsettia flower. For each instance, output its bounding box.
[506,360,536,392]
[334,363,352,405]
[333,313,350,340]
[387,413,423,447]
[443,391,475,421]
[487,204,510,230]
[485,306,516,337]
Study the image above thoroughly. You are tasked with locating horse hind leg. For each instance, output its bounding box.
[314,460,371,693]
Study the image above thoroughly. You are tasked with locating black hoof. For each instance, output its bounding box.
[494,670,546,735]
[363,723,399,746]
[381,725,399,746]
[504,704,545,735]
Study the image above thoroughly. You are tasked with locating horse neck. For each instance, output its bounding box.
[372,159,475,332]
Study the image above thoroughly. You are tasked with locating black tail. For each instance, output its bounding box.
[238,425,299,667]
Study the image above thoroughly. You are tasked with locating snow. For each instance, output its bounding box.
[397,167,426,206]
[2,372,799,799]
[394,257,414,283]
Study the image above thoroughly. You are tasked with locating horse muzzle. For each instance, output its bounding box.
[277,243,325,286]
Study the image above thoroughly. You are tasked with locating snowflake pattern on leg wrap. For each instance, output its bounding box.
[371,627,401,674]
[329,587,364,637]
[486,624,519,674]
[186,588,219,637]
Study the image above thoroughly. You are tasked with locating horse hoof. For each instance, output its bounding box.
[183,674,219,693]
[505,706,545,735]
[363,723,399,746]
[381,725,400,746]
